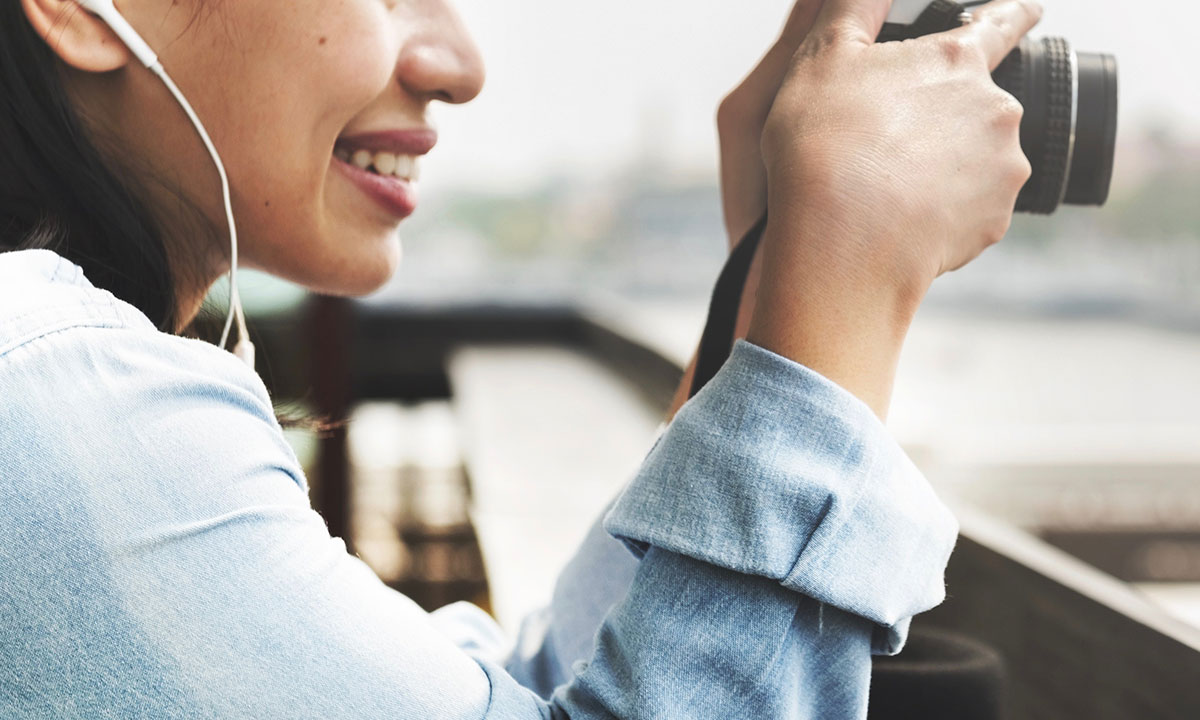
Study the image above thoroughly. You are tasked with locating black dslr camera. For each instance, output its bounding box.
[687,2,1120,396]
[881,0,1118,214]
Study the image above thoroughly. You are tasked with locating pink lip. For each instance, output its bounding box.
[332,155,418,220]
[335,128,438,156]
[331,127,435,220]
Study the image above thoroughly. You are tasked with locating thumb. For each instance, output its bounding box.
[808,0,895,46]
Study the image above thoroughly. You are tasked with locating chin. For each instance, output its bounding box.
[264,232,401,298]
[324,245,400,297]
[324,263,397,297]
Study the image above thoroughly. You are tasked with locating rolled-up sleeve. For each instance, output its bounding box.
[604,339,959,654]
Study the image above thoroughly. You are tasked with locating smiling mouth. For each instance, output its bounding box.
[331,128,436,219]
[334,146,421,182]
[331,147,420,220]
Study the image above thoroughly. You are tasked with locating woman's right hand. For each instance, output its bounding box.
[746,0,1042,419]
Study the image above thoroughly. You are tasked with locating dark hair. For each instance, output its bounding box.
[0,2,183,331]
[0,6,342,434]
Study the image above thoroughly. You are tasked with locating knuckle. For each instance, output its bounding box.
[937,34,981,66]
[810,25,847,50]
[1014,154,1033,185]
[991,90,1025,127]
[984,216,1012,247]
[979,10,1014,40]
[810,20,864,51]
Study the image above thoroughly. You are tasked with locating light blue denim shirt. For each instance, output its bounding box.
[0,248,958,719]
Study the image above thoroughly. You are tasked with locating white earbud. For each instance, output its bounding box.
[77,0,254,369]
[76,0,157,67]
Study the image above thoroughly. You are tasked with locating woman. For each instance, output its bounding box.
[0,0,1038,717]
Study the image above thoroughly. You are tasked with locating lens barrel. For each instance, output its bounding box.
[1065,51,1119,206]
[993,37,1119,214]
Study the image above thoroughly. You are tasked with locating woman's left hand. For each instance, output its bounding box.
[665,1,827,423]
[716,0,823,249]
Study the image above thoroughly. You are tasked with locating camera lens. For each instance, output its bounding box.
[1064,51,1119,207]
[993,37,1119,214]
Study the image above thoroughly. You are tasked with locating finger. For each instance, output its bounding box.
[807,0,894,47]
[777,0,826,47]
[948,0,1045,70]
[734,0,826,107]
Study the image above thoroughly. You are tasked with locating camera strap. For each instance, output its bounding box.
[687,212,767,400]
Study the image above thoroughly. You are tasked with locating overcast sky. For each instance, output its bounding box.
[420,0,1200,194]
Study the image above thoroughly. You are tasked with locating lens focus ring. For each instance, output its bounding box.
[1037,38,1075,212]
[996,37,1077,214]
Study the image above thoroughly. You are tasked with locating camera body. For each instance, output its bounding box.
[879,0,1118,214]
[887,0,966,25]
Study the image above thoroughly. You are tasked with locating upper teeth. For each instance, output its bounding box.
[338,148,420,181]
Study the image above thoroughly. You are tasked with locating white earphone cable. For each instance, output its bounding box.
[148,62,253,367]
[78,0,253,368]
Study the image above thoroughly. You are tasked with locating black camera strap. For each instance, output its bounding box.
[687,211,768,400]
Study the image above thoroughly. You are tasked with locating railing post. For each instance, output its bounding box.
[310,294,353,552]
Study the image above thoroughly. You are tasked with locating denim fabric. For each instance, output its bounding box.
[0,248,958,718]
[501,498,642,698]
[605,339,960,654]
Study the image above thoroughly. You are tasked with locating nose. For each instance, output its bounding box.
[395,1,486,105]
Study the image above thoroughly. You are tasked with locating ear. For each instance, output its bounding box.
[20,0,134,72]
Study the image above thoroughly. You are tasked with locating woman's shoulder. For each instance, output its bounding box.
[0,247,303,495]
[0,247,159,351]
[0,248,264,397]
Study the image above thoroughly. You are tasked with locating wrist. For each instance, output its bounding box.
[764,169,937,311]
[745,217,925,420]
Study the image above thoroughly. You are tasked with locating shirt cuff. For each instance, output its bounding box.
[603,339,959,653]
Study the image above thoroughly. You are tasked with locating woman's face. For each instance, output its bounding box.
[64,0,485,299]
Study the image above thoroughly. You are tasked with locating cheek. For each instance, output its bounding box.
[269,13,396,198]
[242,18,397,238]
[236,3,397,158]
[310,14,399,132]
[208,2,401,290]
